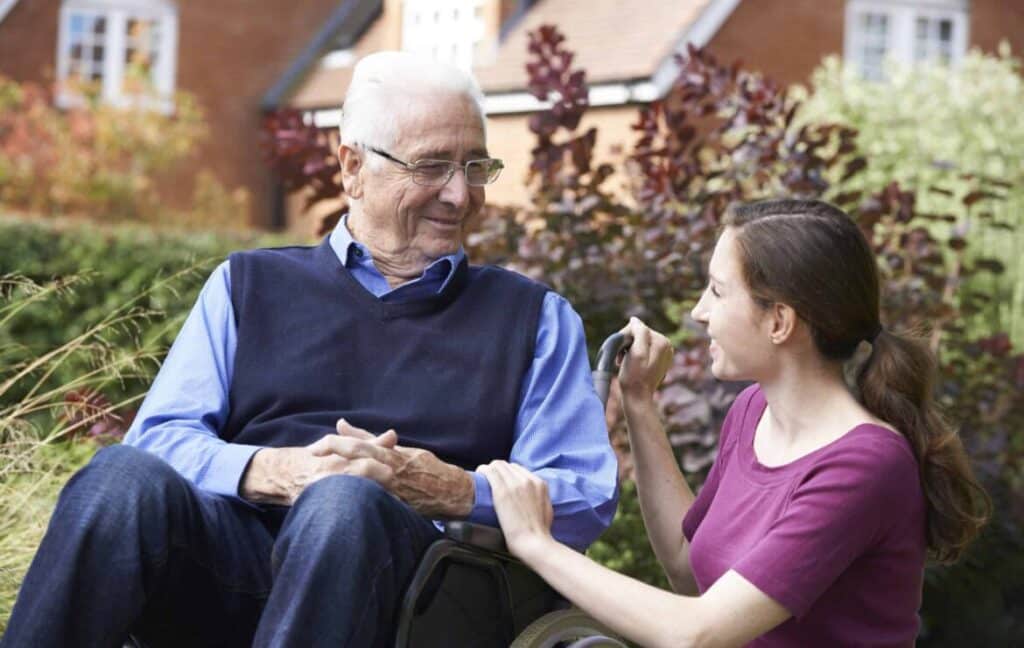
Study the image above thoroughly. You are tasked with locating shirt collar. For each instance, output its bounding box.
[329,215,466,286]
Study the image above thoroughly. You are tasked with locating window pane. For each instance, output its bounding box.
[70,13,85,38]
[403,0,484,69]
[939,19,952,41]
[65,11,107,87]
[123,17,161,93]
[856,12,888,80]
[914,16,955,65]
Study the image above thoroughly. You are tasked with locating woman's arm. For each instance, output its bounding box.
[623,393,698,593]
[617,318,698,592]
[479,461,790,648]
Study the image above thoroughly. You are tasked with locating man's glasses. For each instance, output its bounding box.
[367,147,504,187]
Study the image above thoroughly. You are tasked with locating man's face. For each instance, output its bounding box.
[357,91,487,263]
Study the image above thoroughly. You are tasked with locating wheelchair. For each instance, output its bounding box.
[127,333,632,648]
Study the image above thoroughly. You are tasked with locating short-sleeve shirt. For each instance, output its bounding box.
[683,385,926,647]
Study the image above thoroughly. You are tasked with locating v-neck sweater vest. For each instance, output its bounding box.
[223,239,548,470]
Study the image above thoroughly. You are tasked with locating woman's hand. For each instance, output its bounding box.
[617,317,675,401]
[478,460,555,561]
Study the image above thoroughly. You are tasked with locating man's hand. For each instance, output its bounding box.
[329,419,475,519]
[239,429,398,506]
[241,420,475,517]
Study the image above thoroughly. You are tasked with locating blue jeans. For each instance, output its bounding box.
[2,445,443,647]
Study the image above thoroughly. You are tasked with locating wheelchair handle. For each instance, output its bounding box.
[592,332,633,408]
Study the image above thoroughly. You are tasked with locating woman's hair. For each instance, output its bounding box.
[723,198,990,563]
[339,51,486,154]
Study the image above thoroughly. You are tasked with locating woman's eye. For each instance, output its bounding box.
[710,285,721,298]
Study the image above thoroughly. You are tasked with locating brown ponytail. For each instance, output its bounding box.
[724,199,991,564]
[858,329,990,563]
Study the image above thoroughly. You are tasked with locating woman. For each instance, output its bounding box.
[480,199,990,647]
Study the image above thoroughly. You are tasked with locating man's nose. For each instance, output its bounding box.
[439,167,470,208]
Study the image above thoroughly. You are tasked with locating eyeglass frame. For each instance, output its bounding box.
[364,146,504,187]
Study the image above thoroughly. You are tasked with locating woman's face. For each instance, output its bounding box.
[690,227,778,382]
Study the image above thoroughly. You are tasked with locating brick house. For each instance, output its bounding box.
[1,0,1022,229]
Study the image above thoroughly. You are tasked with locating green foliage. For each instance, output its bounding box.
[0,218,291,631]
[796,48,1024,346]
[586,480,670,591]
[0,265,176,632]
[0,438,95,634]
[0,216,283,411]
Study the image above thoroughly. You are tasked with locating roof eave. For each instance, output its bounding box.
[0,0,20,26]
[261,0,382,111]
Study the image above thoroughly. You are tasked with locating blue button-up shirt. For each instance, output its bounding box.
[124,219,618,549]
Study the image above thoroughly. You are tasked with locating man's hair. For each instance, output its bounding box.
[339,51,487,156]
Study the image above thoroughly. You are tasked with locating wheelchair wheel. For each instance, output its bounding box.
[510,609,629,648]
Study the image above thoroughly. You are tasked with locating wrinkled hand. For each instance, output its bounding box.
[616,317,675,400]
[240,424,398,506]
[329,420,474,518]
[478,460,555,561]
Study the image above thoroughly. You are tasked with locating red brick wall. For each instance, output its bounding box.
[708,0,1024,85]
[972,0,1024,54]
[0,0,60,84]
[170,0,344,227]
[706,0,845,86]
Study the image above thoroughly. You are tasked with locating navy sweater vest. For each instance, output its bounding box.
[223,239,549,470]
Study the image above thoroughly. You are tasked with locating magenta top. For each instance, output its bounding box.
[682,385,926,647]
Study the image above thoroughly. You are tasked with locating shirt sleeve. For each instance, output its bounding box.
[122,261,262,498]
[466,292,619,551]
[731,434,918,618]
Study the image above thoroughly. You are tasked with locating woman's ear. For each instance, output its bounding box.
[338,144,363,199]
[768,302,798,345]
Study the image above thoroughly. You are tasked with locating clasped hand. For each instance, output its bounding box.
[242,419,473,518]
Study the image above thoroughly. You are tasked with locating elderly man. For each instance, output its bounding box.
[2,52,617,647]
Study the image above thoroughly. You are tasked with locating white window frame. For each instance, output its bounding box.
[56,0,178,112]
[844,0,969,79]
[401,0,486,70]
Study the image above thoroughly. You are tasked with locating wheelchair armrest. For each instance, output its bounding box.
[443,521,508,554]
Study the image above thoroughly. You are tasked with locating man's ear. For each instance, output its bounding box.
[338,144,364,199]
[768,302,798,346]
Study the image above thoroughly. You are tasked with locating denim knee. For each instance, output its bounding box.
[284,475,409,548]
[73,444,176,495]
[58,444,184,531]
[293,475,397,522]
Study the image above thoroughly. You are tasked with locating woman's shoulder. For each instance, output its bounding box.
[802,423,921,502]
[828,422,917,467]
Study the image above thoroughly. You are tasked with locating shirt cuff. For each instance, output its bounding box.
[199,442,264,498]
[466,471,499,526]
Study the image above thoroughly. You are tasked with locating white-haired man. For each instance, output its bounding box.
[2,52,618,647]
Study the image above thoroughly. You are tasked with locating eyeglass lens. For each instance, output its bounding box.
[412,160,502,186]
